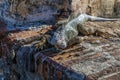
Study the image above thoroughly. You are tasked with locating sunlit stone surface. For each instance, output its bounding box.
[0,0,120,80]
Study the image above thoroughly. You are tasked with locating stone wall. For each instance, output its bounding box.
[0,0,71,27]
[101,0,115,17]
[0,0,120,27]
[72,0,120,17]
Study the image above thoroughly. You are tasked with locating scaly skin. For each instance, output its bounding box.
[33,34,52,51]
[50,14,120,49]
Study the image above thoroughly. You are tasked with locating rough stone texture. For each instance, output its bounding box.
[0,0,120,28]
[87,0,120,17]
[51,37,120,80]
[50,21,120,80]
[1,21,120,80]
[100,0,115,17]
[0,0,71,27]
[0,0,120,80]
[71,0,88,16]
[115,0,120,17]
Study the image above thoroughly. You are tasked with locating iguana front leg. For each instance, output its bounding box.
[32,34,52,51]
[33,36,46,51]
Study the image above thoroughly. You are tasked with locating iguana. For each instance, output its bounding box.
[50,14,120,49]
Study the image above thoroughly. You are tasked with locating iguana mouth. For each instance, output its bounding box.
[55,43,67,49]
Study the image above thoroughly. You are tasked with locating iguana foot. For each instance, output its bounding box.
[32,34,53,51]
[32,35,48,51]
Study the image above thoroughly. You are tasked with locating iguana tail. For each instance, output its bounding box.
[87,15,120,21]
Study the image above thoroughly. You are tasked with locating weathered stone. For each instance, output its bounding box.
[114,0,120,17]
[101,0,115,17]
[0,0,120,28]
[0,21,120,79]
[87,0,101,16]
[0,0,120,80]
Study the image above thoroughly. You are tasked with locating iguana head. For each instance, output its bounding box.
[50,26,67,49]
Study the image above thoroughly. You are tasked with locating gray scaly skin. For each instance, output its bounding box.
[50,14,120,49]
